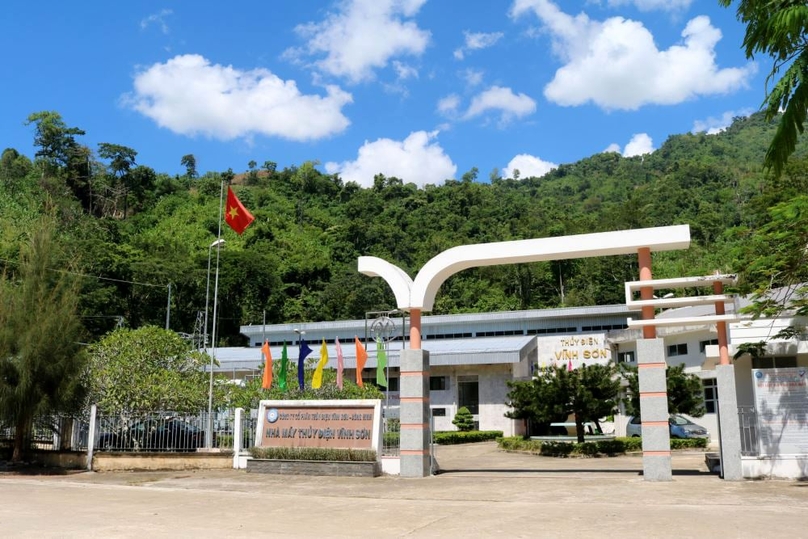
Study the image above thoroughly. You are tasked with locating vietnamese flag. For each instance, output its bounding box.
[225,186,254,235]
[355,336,367,388]
[261,340,273,390]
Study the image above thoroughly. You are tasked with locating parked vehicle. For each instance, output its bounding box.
[625,415,709,440]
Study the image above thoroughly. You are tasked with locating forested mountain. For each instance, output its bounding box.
[1,111,806,346]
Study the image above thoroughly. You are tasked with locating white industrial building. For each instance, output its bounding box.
[209,302,745,437]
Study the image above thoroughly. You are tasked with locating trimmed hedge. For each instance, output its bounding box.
[433,430,503,445]
[497,436,706,457]
[249,446,377,461]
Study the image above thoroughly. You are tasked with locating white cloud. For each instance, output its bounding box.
[692,109,752,135]
[392,61,418,80]
[123,54,352,141]
[325,131,456,187]
[464,86,537,123]
[437,94,461,115]
[141,9,173,34]
[603,143,622,153]
[622,133,655,157]
[454,31,505,60]
[510,1,755,110]
[503,154,557,179]
[462,68,485,86]
[605,0,693,12]
[286,0,430,83]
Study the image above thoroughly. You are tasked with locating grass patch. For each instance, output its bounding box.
[249,446,377,461]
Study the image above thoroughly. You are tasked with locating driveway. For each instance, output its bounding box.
[1,443,805,538]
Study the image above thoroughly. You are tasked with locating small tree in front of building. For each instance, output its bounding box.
[506,363,621,443]
[453,406,476,432]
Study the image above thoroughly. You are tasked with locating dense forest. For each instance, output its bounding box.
[1,111,806,346]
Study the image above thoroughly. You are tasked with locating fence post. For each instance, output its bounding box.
[86,404,97,471]
[233,408,243,469]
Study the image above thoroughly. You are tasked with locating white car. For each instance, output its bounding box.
[626,415,709,440]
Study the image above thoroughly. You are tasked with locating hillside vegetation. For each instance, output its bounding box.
[1,111,806,345]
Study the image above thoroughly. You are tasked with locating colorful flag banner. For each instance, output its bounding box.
[298,338,313,390]
[376,339,387,388]
[355,336,367,388]
[224,186,255,235]
[261,340,273,390]
[312,340,328,389]
[335,337,344,390]
[279,342,288,391]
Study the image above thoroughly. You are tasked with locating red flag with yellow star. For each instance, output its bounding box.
[225,186,254,235]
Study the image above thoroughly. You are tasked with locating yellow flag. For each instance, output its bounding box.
[312,339,329,389]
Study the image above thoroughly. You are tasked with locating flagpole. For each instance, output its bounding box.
[207,180,225,449]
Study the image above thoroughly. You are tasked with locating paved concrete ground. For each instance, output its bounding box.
[1,442,806,538]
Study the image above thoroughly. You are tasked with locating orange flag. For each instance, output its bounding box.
[354,336,367,387]
[261,340,273,389]
[225,186,255,235]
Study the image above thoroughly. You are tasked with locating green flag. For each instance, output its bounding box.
[279,342,289,391]
[376,339,387,388]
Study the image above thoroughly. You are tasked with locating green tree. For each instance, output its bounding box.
[0,218,87,462]
[25,111,86,170]
[98,143,138,218]
[719,1,808,177]
[506,364,621,442]
[181,154,197,179]
[452,406,476,432]
[621,364,706,418]
[87,326,211,412]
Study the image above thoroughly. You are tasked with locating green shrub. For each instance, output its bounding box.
[433,430,503,445]
[249,446,377,461]
[383,432,400,447]
[670,437,708,449]
[452,406,476,432]
[497,435,705,457]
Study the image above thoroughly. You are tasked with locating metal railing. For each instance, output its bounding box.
[93,410,234,452]
[738,406,759,456]
[383,418,400,456]
[1,415,90,452]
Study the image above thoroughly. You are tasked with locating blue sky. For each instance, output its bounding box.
[1,1,760,187]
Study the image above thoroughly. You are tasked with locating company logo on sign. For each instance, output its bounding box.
[755,371,763,379]
[266,408,279,423]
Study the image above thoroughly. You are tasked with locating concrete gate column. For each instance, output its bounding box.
[637,338,672,481]
[716,364,743,480]
[399,349,431,477]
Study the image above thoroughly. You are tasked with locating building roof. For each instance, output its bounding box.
[208,334,538,374]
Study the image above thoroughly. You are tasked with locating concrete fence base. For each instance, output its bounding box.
[92,452,233,472]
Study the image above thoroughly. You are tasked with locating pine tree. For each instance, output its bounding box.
[452,406,476,432]
[0,217,87,461]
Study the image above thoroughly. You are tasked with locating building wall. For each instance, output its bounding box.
[427,364,518,436]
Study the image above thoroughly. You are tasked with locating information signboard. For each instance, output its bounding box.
[255,399,382,453]
[751,368,808,456]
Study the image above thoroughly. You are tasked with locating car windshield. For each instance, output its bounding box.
[670,415,693,426]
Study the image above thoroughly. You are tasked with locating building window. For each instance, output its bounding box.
[699,339,719,353]
[458,375,479,415]
[667,343,688,357]
[387,377,400,392]
[703,378,718,414]
[429,376,448,391]
[752,356,798,369]
[617,351,635,363]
